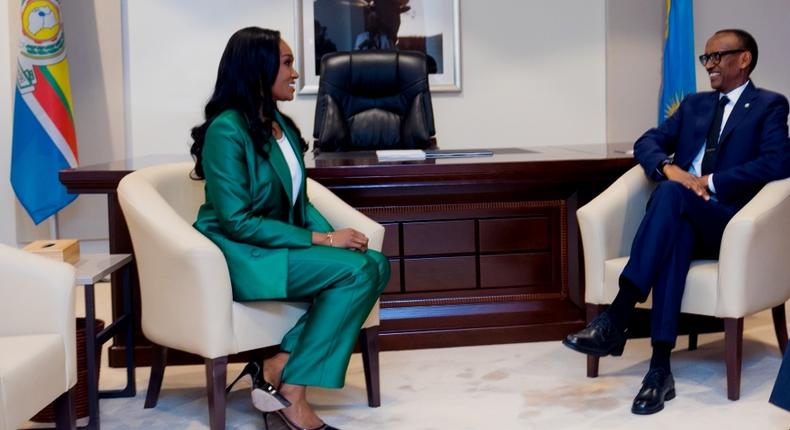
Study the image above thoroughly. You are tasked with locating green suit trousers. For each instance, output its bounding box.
[279,245,389,388]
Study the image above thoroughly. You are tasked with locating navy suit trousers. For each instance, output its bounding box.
[770,344,790,411]
[620,181,738,345]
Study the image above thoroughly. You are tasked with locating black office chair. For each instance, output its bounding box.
[313,50,436,152]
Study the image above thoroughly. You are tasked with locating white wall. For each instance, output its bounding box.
[124,0,302,159]
[693,0,790,98]
[605,0,664,143]
[437,1,606,149]
[53,1,124,242]
[0,0,16,246]
[125,0,607,158]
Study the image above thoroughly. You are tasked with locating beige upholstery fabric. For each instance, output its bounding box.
[0,244,76,430]
[578,165,790,319]
[117,161,382,360]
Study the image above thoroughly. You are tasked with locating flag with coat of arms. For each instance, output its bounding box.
[658,0,696,125]
[11,0,78,225]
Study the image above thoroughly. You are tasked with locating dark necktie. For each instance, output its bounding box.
[701,95,730,176]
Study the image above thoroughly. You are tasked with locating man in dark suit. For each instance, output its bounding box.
[564,29,790,415]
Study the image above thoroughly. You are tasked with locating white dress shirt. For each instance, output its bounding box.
[689,80,750,193]
[275,132,303,207]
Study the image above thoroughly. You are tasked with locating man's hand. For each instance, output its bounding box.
[662,164,710,201]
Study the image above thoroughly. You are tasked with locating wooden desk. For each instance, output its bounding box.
[60,144,635,364]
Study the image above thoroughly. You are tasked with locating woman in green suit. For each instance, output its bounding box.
[190,27,389,430]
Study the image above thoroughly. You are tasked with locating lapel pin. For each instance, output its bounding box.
[744,103,750,108]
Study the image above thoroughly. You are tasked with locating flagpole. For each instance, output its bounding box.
[50,213,60,240]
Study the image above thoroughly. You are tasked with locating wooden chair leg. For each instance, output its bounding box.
[586,355,600,378]
[144,344,168,408]
[585,304,604,378]
[53,387,76,430]
[688,332,699,351]
[359,326,381,407]
[771,304,788,354]
[205,356,228,430]
[724,317,744,401]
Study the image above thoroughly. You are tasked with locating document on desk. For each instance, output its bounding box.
[375,149,426,160]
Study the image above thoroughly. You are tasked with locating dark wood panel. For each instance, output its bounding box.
[384,260,401,294]
[381,223,400,257]
[479,253,552,288]
[403,256,477,292]
[380,299,582,328]
[379,323,584,350]
[402,220,475,256]
[479,217,550,252]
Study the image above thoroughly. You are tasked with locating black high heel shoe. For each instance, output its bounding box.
[226,361,291,412]
[262,410,339,430]
[226,361,259,394]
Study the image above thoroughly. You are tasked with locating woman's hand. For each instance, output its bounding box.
[312,228,368,252]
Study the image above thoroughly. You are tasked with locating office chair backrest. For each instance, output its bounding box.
[313,50,435,152]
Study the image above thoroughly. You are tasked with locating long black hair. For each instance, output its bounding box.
[190,27,307,178]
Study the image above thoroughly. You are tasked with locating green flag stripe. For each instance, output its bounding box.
[37,65,74,122]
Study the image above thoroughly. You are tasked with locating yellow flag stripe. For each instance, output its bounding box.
[44,59,74,114]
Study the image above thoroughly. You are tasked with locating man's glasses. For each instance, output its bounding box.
[698,49,746,66]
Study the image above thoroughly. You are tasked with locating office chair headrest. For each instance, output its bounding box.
[314,50,436,152]
[321,51,430,98]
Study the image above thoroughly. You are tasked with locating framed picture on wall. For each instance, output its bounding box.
[294,0,461,94]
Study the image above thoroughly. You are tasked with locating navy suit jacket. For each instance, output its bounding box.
[634,81,790,208]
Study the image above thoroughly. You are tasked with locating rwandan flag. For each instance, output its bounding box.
[658,0,696,125]
[11,0,78,225]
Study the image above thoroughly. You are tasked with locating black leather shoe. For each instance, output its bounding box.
[562,312,627,357]
[632,368,675,415]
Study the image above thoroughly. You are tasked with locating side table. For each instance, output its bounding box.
[74,254,136,430]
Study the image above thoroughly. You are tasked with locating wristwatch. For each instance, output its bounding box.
[657,158,672,177]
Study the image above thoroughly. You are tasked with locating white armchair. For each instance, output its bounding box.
[577,165,790,400]
[117,161,384,430]
[0,244,77,430]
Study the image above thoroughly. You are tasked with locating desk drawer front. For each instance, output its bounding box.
[403,256,477,292]
[479,253,552,288]
[402,220,475,256]
[479,217,549,252]
[381,223,400,257]
[383,259,401,293]
[361,201,566,299]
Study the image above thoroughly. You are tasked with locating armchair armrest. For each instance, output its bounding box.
[306,178,384,328]
[306,178,385,253]
[0,244,76,382]
[0,245,75,337]
[577,165,654,303]
[716,177,790,317]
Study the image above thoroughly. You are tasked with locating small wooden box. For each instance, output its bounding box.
[23,239,81,264]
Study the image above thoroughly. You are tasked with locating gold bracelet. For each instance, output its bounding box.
[326,232,333,247]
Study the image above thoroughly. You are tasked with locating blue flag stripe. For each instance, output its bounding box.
[11,89,77,224]
[658,0,696,125]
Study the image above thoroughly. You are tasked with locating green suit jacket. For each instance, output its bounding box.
[193,110,333,301]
